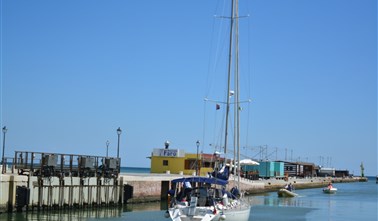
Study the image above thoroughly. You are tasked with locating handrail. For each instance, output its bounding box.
[8,150,120,178]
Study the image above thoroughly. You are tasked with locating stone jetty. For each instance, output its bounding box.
[0,169,363,213]
[121,172,362,202]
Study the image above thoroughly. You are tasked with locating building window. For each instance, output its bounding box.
[184,159,196,170]
[203,161,214,168]
[163,160,168,166]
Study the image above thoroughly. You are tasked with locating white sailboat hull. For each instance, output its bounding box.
[168,204,251,221]
[222,205,251,221]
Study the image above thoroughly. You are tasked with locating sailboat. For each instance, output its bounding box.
[166,0,252,220]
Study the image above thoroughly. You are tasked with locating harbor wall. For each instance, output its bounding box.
[247,176,363,194]
[0,174,28,212]
[0,174,122,213]
[123,180,162,203]
[0,173,174,213]
[0,172,364,213]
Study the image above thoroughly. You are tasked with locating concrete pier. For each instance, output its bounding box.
[0,151,125,213]
[0,173,122,212]
[1,168,363,213]
[116,173,361,200]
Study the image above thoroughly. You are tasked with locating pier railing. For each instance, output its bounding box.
[12,151,120,178]
[1,156,14,174]
[0,151,129,212]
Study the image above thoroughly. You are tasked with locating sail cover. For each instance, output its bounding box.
[171,176,228,186]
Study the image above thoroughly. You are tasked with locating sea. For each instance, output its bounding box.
[1,167,376,221]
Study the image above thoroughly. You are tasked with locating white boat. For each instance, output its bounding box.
[323,187,337,194]
[166,177,250,221]
[277,189,298,197]
[166,0,252,220]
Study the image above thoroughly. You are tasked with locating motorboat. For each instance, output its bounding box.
[323,187,337,194]
[277,188,298,197]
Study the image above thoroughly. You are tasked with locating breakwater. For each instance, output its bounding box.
[246,176,364,194]
[111,174,365,201]
[0,174,124,212]
[0,151,125,213]
[0,169,365,213]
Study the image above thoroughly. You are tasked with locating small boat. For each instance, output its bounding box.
[323,187,337,194]
[277,188,298,197]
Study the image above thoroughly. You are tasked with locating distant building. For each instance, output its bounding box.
[149,148,221,176]
[335,170,350,177]
[299,162,317,177]
[317,167,335,177]
[276,161,316,177]
[242,161,284,179]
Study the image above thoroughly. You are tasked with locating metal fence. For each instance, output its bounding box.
[4,151,120,178]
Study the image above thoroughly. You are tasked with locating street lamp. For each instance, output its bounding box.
[106,140,110,157]
[2,126,7,167]
[196,140,200,175]
[116,127,122,159]
[164,140,170,149]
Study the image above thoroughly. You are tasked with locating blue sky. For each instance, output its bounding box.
[1,0,376,176]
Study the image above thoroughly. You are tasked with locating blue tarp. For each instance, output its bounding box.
[211,166,230,181]
[171,176,228,186]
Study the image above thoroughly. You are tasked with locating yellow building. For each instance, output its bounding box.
[150,148,216,176]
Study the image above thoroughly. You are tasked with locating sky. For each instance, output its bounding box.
[1,0,376,176]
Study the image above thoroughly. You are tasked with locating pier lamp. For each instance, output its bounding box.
[1,126,7,171]
[116,127,122,159]
[165,140,170,149]
[106,140,110,157]
[196,140,200,175]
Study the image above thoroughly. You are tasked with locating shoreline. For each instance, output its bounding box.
[247,176,366,194]
[120,172,367,203]
[0,171,368,212]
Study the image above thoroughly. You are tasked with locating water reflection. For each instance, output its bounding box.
[123,200,167,212]
[247,191,318,209]
[0,202,166,221]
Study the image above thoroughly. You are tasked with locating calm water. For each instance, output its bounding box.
[120,167,151,173]
[1,177,376,221]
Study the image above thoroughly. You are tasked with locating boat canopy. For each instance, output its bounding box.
[171,176,228,186]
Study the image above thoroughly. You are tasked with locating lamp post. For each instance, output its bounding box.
[196,140,200,175]
[106,140,110,157]
[164,140,170,149]
[2,126,7,169]
[116,127,122,159]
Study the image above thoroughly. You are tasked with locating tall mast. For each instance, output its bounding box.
[224,0,241,187]
[231,0,241,184]
[224,0,236,155]
[225,0,241,189]
[234,0,241,186]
